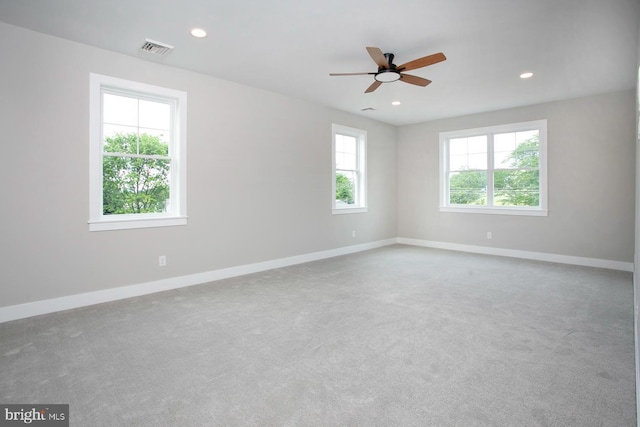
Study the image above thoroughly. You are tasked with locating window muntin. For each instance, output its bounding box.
[89,74,187,231]
[332,124,367,214]
[440,120,547,216]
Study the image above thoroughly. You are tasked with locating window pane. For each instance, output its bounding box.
[102,132,169,156]
[138,132,169,156]
[336,151,356,170]
[103,125,138,149]
[494,132,515,152]
[335,135,345,152]
[102,156,171,215]
[494,169,539,206]
[103,96,171,154]
[103,93,138,126]
[516,130,538,145]
[336,134,357,170]
[448,136,487,170]
[513,132,539,169]
[468,153,487,170]
[449,138,468,155]
[336,134,356,153]
[335,171,356,205]
[494,133,515,167]
[467,135,487,154]
[139,128,170,149]
[495,131,539,169]
[449,154,468,171]
[103,132,137,154]
[139,100,171,131]
[494,150,510,168]
[449,171,487,205]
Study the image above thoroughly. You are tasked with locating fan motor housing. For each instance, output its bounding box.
[374,53,400,82]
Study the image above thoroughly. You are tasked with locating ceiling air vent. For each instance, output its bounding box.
[140,38,174,56]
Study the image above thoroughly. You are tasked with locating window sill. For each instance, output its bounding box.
[89,215,188,231]
[439,206,548,217]
[332,207,368,215]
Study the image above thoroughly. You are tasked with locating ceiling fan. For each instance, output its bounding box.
[330,47,446,93]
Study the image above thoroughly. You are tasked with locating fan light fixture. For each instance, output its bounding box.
[375,70,401,83]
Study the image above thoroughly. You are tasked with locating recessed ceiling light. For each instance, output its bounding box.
[190,28,207,38]
[520,72,533,79]
[391,101,401,106]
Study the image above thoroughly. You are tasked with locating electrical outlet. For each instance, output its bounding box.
[159,255,167,267]
[352,230,356,238]
[487,232,492,240]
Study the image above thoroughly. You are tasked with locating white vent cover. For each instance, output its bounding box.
[140,38,174,56]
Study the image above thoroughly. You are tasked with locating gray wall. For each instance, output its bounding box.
[1,20,635,311]
[398,90,636,263]
[0,23,397,307]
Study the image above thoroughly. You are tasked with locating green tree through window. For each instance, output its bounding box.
[335,173,354,204]
[449,170,487,205]
[448,135,540,207]
[494,135,539,206]
[102,133,170,215]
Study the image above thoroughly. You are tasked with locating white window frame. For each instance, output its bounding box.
[89,73,187,231]
[332,124,367,214]
[439,119,547,216]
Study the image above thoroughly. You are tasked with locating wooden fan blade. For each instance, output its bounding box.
[397,52,446,72]
[400,74,432,87]
[366,47,389,69]
[365,80,382,93]
[329,72,376,76]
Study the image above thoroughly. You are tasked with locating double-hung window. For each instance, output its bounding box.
[89,73,187,231]
[440,119,547,216]
[332,124,367,214]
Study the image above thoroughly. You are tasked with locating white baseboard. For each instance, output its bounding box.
[1,237,632,323]
[397,238,634,272]
[0,239,397,323]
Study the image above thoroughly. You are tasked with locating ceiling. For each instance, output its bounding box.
[0,0,638,126]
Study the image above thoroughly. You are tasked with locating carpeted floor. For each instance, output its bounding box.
[0,245,636,426]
